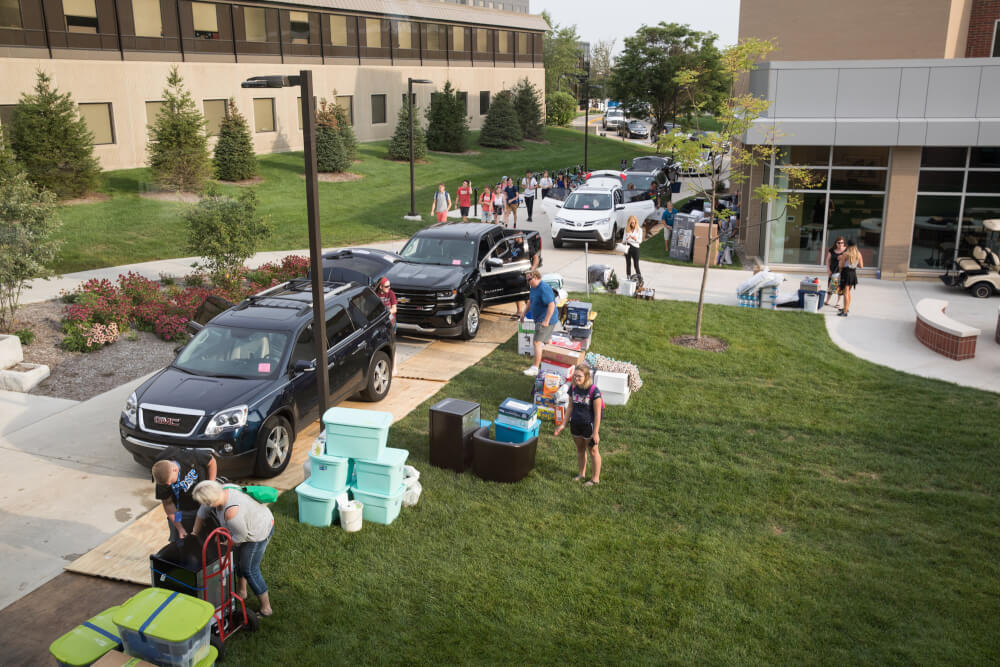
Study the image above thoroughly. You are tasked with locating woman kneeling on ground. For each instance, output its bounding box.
[554,365,604,486]
[193,480,275,616]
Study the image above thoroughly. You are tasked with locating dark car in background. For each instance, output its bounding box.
[317,248,399,286]
[618,120,649,139]
[623,168,670,203]
[121,280,395,478]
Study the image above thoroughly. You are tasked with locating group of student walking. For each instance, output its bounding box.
[432,171,562,228]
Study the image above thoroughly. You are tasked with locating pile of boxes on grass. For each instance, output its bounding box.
[297,407,421,530]
[50,587,218,667]
[737,270,829,312]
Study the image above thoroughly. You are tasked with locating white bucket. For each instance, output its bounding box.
[339,500,363,532]
[803,292,820,313]
[621,280,637,297]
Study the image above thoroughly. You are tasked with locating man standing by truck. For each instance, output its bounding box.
[151,447,217,542]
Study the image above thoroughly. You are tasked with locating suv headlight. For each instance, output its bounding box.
[554,217,570,225]
[122,392,137,426]
[205,405,248,436]
[436,289,457,300]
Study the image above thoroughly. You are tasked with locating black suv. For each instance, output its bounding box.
[384,223,542,339]
[120,280,394,478]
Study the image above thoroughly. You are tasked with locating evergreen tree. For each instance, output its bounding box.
[512,78,544,140]
[148,66,211,192]
[425,81,469,152]
[8,71,101,199]
[387,103,427,161]
[213,98,257,182]
[328,96,357,161]
[478,90,522,148]
[315,101,351,173]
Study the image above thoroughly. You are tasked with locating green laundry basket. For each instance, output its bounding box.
[113,588,215,667]
[49,605,122,667]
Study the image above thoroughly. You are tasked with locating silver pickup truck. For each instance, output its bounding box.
[601,108,625,130]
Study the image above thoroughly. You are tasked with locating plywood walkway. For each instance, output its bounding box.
[66,310,518,586]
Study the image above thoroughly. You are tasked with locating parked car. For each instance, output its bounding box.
[622,168,669,203]
[677,196,736,215]
[601,108,625,131]
[120,279,395,478]
[581,169,627,190]
[316,248,399,287]
[631,156,674,172]
[547,184,656,250]
[385,223,542,339]
[618,120,649,139]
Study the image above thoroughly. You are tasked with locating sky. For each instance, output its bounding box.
[535,0,741,53]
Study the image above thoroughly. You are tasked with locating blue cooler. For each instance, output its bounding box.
[495,421,541,444]
[495,413,538,430]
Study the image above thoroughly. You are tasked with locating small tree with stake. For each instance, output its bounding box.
[657,38,824,342]
[213,98,257,182]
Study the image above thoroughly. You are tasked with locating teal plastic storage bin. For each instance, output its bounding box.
[323,407,393,460]
[296,481,345,527]
[308,451,349,492]
[495,421,540,444]
[350,483,406,525]
[354,447,409,495]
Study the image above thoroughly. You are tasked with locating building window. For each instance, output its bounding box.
[0,104,16,129]
[479,91,489,115]
[475,28,487,53]
[371,94,386,124]
[401,92,416,107]
[452,26,464,51]
[78,103,114,145]
[203,99,227,136]
[132,0,161,37]
[335,95,353,125]
[0,0,21,29]
[911,146,1000,269]
[289,11,310,44]
[457,91,468,115]
[497,31,509,53]
[395,21,411,49]
[145,100,164,128]
[517,32,528,55]
[244,7,266,42]
[766,146,889,267]
[64,0,98,34]
[993,20,1000,58]
[365,18,381,48]
[425,24,443,51]
[253,97,275,132]
[192,2,218,39]
[329,15,347,46]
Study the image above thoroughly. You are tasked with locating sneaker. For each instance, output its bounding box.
[522,365,539,376]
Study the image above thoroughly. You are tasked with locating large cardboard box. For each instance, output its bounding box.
[542,344,583,367]
[692,222,719,267]
[517,330,534,355]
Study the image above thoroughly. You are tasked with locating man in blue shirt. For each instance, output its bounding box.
[660,200,676,252]
[521,269,556,376]
[503,177,520,229]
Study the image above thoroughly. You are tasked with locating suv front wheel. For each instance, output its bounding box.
[360,351,392,401]
[254,415,293,477]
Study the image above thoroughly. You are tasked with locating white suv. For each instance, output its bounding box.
[602,109,625,130]
[546,185,655,250]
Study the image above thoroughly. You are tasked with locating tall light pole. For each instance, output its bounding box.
[242,72,330,417]
[407,78,432,218]
[577,71,591,172]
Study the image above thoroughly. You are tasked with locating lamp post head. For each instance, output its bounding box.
[409,78,433,85]
[241,75,301,88]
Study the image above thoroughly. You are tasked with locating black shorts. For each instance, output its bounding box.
[570,421,596,445]
[460,206,470,216]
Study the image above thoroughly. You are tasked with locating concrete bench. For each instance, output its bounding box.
[914,298,980,360]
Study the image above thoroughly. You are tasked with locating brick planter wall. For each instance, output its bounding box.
[965,0,1000,57]
[915,318,978,360]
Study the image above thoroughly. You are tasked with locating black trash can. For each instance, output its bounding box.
[150,534,228,609]
[428,398,481,472]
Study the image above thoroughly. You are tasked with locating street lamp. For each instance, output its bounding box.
[577,72,590,172]
[242,71,330,417]
[407,78,433,218]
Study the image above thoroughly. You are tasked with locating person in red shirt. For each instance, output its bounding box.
[376,277,397,328]
[457,180,472,222]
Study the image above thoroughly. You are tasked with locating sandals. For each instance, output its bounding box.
[572,474,585,481]
[583,479,600,487]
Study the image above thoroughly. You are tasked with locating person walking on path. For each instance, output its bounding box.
[151,447,217,542]
[431,182,452,223]
[503,177,519,228]
[479,185,495,223]
[553,364,604,486]
[660,200,676,252]
[521,170,538,222]
[520,269,556,377]
[624,216,643,281]
[193,481,275,617]
[825,236,846,309]
[837,240,863,317]
[457,180,472,222]
[539,171,552,200]
[493,184,505,223]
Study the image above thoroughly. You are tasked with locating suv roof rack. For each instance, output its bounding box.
[234,278,356,312]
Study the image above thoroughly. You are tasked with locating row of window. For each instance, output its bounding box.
[0,0,540,60]
[0,89,498,145]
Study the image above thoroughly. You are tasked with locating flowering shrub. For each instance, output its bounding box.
[60,255,310,351]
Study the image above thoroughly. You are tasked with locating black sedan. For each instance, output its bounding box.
[619,120,649,139]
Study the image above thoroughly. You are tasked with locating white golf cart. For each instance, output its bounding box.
[939,218,1000,298]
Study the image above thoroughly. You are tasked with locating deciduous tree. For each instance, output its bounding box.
[9,71,100,199]
[542,12,584,94]
[185,186,271,287]
[545,91,577,127]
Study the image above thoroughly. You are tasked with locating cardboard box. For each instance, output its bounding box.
[517,331,534,355]
[692,222,719,267]
[539,359,573,379]
[542,344,583,367]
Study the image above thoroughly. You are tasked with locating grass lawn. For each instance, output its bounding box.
[234,296,999,664]
[52,128,655,274]
[640,233,743,270]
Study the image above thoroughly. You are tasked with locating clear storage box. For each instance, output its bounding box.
[112,589,214,667]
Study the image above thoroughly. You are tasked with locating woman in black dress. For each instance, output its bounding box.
[825,237,846,308]
[837,240,863,317]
